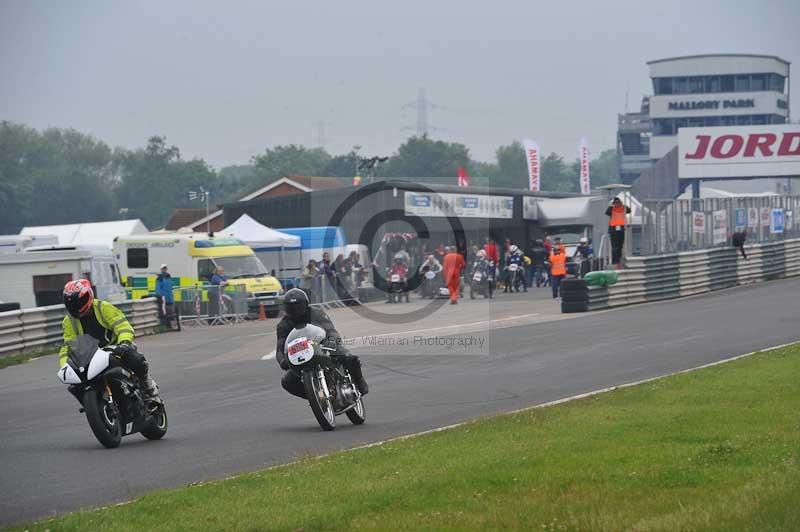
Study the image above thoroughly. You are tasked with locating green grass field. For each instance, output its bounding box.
[11,344,800,532]
[0,349,54,370]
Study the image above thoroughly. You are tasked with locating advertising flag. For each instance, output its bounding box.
[579,138,591,195]
[523,139,541,191]
[456,166,470,187]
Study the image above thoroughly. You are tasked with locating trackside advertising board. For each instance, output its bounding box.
[405,192,514,219]
[678,124,800,179]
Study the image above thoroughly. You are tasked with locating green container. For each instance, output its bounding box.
[584,270,619,287]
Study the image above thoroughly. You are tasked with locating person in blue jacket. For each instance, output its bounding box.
[155,264,174,324]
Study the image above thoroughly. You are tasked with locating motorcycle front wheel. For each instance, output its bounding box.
[83,388,123,448]
[303,369,336,431]
[346,396,366,425]
[141,404,168,440]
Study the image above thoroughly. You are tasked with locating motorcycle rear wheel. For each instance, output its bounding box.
[83,388,123,449]
[303,370,336,431]
[345,396,366,425]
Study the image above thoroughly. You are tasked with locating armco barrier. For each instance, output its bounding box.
[0,298,160,358]
[580,237,800,312]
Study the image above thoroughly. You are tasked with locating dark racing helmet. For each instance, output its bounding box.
[282,288,309,320]
[63,279,94,318]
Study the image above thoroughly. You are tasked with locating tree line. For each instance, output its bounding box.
[0,121,619,233]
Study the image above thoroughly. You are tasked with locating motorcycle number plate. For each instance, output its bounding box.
[473,272,483,282]
[509,264,519,271]
[425,271,435,280]
[391,274,401,282]
[287,337,313,366]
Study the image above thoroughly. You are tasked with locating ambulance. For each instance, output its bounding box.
[113,233,283,317]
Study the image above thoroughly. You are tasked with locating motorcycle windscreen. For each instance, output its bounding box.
[64,335,104,382]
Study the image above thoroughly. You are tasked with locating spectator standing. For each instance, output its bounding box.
[319,252,335,300]
[606,197,632,269]
[348,251,364,288]
[529,240,549,287]
[210,266,230,316]
[299,260,319,302]
[334,254,347,300]
[732,229,748,259]
[155,264,174,325]
[210,267,228,286]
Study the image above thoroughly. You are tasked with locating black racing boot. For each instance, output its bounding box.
[141,375,161,403]
[346,358,369,395]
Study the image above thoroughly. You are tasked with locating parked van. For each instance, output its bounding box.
[113,234,283,317]
[0,245,126,309]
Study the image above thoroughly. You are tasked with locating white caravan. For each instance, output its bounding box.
[0,245,126,309]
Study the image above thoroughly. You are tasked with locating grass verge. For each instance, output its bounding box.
[0,348,55,369]
[10,344,800,531]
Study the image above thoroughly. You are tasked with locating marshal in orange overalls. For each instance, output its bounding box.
[442,251,465,303]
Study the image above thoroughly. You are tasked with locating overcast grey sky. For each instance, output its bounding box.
[1,0,798,169]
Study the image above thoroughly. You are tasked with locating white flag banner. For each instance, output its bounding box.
[579,138,591,195]
[523,139,541,191]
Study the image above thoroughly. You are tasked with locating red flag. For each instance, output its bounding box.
[457,166,470,187]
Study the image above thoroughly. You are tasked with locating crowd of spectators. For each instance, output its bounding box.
[298,250,366,304]
[293,231,594,304]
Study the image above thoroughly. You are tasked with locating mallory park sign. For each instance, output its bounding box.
[668,99,755,111]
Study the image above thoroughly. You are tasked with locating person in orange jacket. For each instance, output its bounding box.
[606,197,632,268]
[548,245,567,299]
[442,246,465,305]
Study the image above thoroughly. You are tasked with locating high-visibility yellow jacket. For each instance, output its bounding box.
[59,300,135,366]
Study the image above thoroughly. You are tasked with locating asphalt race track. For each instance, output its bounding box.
[1,278,799,525]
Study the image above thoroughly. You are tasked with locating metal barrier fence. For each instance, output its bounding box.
[175,285,249,327]
[582,237,800,312]
[0,298,160,357]
[299,272,365,310]
[639,195,800,256]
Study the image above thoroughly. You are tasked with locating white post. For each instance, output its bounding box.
[205,191,211,235]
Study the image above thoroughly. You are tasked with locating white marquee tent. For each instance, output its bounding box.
[222,215,302,279]
[21,219,148,249]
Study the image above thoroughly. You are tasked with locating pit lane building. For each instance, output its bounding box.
[618,54,791,197]
[222,180,619,259]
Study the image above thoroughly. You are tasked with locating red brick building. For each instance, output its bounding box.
[165,176,346,233]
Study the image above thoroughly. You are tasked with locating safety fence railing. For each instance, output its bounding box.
[639,195,800,256]
[0,298,160,358]
[174,285,250,327]
[575,237,800,312]
[299,271,367,311]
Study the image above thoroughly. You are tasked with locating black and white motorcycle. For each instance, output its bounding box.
[285,324,365,431]
[57,335,167,448]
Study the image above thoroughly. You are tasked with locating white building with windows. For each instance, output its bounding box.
[619,54,791,186]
